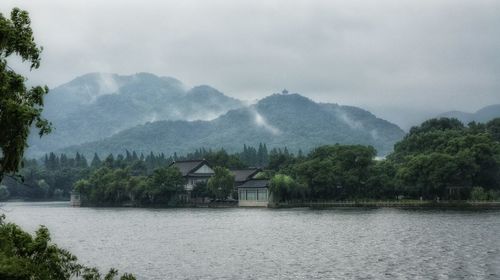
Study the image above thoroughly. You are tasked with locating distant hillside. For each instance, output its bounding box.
[61,93,405,157]
[438,104,500,124]
[27,73,243,156]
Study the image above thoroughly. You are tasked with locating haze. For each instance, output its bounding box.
[2,0,500,129]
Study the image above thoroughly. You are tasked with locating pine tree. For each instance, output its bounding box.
[91,153,101,168]
[47,152,59,170]
[60,153,68,168]
[75,152,81,168]
[79,154,88,168]
[262,143,269,166]
[104,154,115,168]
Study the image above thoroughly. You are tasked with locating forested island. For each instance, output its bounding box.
[2,117,500,206]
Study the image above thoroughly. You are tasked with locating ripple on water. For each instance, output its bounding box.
[2,203,500,279]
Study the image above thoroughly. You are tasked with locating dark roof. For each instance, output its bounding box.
[169,159,210,176]
[231,168,261,182]
[237,179,269,189]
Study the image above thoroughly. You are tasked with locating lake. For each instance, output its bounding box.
[2,202,500,279]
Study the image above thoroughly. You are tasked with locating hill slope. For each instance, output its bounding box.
[438,104,500,124]
[61,93,405,157]
[27,73,243,156]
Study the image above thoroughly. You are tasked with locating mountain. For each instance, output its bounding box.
[438,104,500,124]
[27,73,243,156]
[60,93,405,157]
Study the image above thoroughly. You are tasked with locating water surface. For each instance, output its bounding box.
[2,202,500,279]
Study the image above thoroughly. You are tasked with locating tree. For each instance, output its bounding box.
[269,174,305,202]
[470,186,488,201]
[0,214,135,279]
[487,118,500,142]
[294,145,376,200]
[0,8,51,181]
[396,153,459,199]
[408,118,464,136]
[191,181,210,199]
[207,166,234,200]
[389,119,500,199]
[91,153,102,168]
[146,166,184,204]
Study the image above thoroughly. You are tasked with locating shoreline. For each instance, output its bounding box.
[6,200,500,210]
[270,201,500,209]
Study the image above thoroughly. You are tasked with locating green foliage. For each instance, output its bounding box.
[5,117,500,203]
[408,118,464,136]
[470,186,488,201]
[293,145,377,200]
[486,118,500,142]
[389,118,500,199]
[191,181,210,199]
[207,166,234,200]
[239,144,268,167]
[365,160,398,199]
[268,147,296,172]
[147,166,184,204]
[2,155,90,200]
[269,174,306,202]
[1,147,249,201]
[395,153,461,199]
[0,214,135,279]
[203,149,245,169]
[0,8,51,180]
[74,165,184,206]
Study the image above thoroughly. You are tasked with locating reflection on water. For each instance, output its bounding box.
[2,202,500,279]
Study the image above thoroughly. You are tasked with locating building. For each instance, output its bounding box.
[231,168,262,186]
[169,159,215,193]
[168,160,271,206]
[70,191,81,207]
[237,179,271,207]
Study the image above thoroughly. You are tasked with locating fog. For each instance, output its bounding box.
[2,0,500,128]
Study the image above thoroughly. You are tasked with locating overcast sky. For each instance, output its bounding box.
[2,0,500,128]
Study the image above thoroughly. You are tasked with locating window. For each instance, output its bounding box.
[246,190,257,200]
[239,190,246,200]
[257,189,268,201]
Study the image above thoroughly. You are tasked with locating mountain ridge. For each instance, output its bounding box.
[438,104,500,124]
[27,72,243,156]
[59,92,405,157]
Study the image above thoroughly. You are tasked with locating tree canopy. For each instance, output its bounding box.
[0,8,51,181]
[207,166,234,200]
[0,214,135,279]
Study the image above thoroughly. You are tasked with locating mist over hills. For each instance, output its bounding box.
[60,93,405,157]
[438,105,500,124]
[27,73,243,156]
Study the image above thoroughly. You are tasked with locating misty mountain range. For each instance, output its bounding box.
[438,105,500,124]
[59,93,405,157]
[27,72,500,158]
[28,73,243,155]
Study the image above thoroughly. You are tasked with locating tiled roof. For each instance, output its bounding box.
[237,179,269,189]
[231,168,261,182]
[169,159,208,176]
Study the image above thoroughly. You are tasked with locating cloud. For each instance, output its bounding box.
[252,109,281,135]
[337,112,364,130]
[96,73,119,96]
[2,0,500,128]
